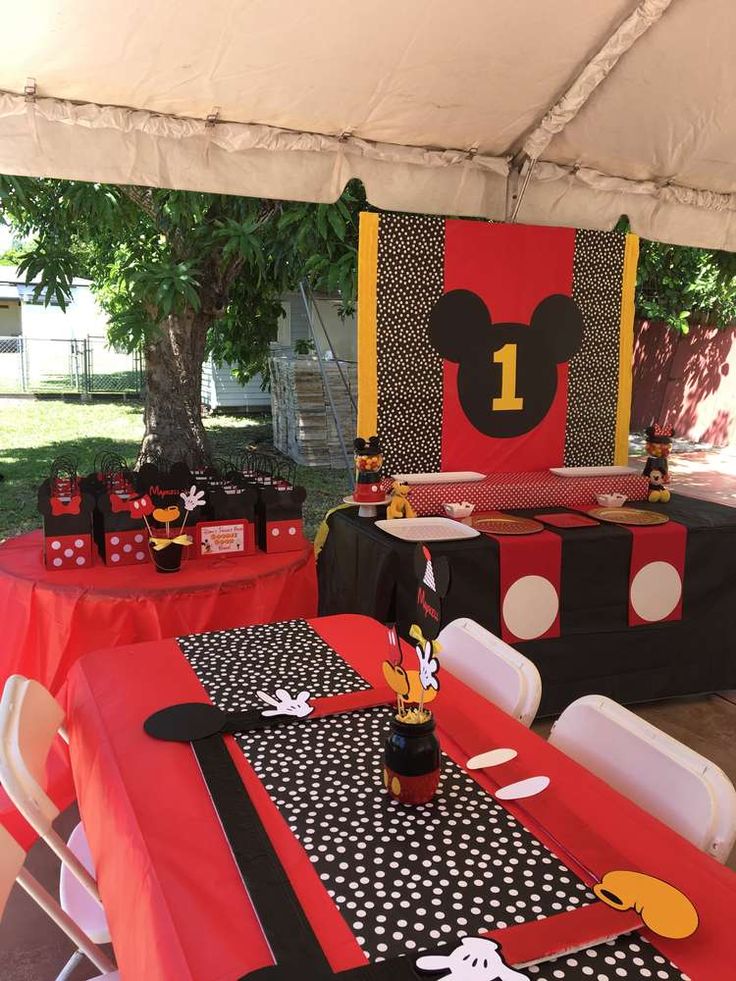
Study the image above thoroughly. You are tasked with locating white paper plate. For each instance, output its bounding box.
[375,517,480,541]
[392,471,486,485]
[550,466,638,478]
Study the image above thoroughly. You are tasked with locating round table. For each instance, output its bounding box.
[0,530,317,693]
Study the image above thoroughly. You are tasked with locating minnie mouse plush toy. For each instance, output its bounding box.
[643,423,674,503]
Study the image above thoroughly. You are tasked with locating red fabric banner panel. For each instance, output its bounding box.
[628,522,687,626]
[442,221,576,472]
[486,527,562,643]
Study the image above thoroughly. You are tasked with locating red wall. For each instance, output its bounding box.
[631,320,736,446]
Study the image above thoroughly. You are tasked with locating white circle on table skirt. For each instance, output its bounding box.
[110,536,120,545]
[135,551,145,561]
[74,538,84,548]
[288,526,296,536]
[371,484,378,492]
[271,528,280,537]
[52,557,63,567]
[502,575,559,640]
[64,548,74,558]
[134,534,144,543]
[630,561,682,622]
[76,556,86,566]
[110,553,120,563]
[123,544,132,553]
[51,540,61,550]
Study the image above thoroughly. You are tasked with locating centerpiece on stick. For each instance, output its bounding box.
[147,485,204,573]
[381,545,450,805]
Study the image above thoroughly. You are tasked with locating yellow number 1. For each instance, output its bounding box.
[492,343,524,411]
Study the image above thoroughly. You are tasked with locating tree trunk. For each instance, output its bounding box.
[138,310,212,468]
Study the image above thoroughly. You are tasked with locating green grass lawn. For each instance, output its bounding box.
[0,398,350,541]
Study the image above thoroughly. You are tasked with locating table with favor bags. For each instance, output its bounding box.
[0,531,316,694]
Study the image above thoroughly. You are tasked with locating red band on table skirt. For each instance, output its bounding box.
[489,527,562,642]
[627,521,687,626]
[576,507,687,626]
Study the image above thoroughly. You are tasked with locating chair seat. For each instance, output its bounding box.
[59,822,111,945]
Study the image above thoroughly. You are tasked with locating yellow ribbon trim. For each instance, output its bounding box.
[614,232,639,465]
[149,534,193,551]
[408,623,442,655]
[357,211,379,440]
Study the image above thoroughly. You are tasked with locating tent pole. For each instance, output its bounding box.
[507,157,537,223]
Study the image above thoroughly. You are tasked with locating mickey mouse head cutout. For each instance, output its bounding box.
[428,290,583,438]
[414,544,450,642]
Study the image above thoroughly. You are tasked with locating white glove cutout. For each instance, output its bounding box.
[257,688,313,718]
[416,640,440,691]
[416,937,529,981]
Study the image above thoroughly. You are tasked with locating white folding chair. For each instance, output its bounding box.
[0,821,117,979]
[437,618,542,726]
[549,694,736,863]
[0,675,116,976]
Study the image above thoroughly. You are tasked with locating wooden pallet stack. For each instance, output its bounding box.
[270,353,357,467]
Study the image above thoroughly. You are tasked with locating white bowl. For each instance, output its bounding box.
[596,493,627,508]
[443,501,475,518]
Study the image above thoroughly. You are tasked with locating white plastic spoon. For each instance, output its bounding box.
[495,775,550,800]
[466,747,518,770]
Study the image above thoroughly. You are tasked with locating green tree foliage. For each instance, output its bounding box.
[0,176,364,375]
[636,239,736,333]
[0,176,365,463]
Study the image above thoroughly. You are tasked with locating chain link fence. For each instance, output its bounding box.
[0,335,142,396]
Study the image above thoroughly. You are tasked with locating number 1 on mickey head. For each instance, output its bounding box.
[492,343,524,412]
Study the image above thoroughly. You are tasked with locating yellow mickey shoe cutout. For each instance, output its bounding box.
[593,870,698,939]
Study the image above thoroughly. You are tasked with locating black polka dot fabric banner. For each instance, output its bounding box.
[375,213,445,477]
[566,230,627,468]
[177,621,688,981]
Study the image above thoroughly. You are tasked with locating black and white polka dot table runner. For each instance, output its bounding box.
[178,621,689,981]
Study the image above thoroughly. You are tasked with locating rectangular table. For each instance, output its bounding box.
[66,614,733,980]
[317,496,736,714]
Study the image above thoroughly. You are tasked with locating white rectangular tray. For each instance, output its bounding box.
[392,471,486,485]
[549,466,638,478]
[375,517,480,541]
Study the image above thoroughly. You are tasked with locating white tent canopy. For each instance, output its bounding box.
[0,0,734,249]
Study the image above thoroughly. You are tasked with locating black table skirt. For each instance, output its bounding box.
[317,495,736,715]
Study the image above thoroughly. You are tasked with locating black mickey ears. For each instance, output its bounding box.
[429,289,582,366]
[530,294,584,365]
[354,435,381,454]
[429,289,491,363]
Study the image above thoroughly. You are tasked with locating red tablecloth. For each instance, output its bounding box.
[66,615,734,981]
[381,471,649,516]
[0,530,316,693]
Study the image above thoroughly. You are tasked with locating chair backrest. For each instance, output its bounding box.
[0,675,64,832]
[0,822,25,918]
[436,618,542,727]
[549,694,736,863]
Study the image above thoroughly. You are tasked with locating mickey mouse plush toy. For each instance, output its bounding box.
[643,422,674,503]
[428,290,583,437]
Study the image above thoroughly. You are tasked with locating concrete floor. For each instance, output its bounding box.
[0,695,734,980]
